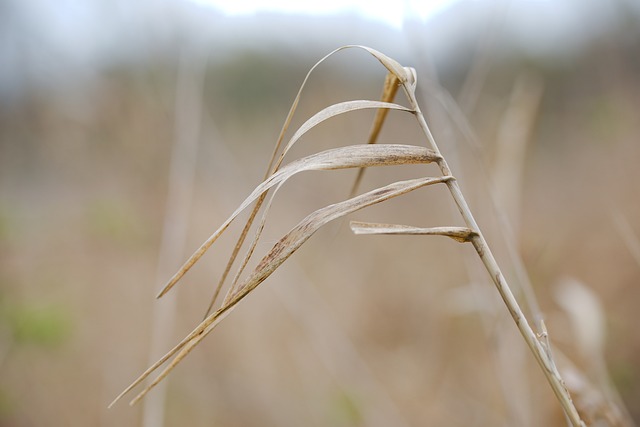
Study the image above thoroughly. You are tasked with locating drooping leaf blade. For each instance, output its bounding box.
[112,175,452,407]
[157,144,440,299]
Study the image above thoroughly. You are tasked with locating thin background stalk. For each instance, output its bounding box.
[141,45,206,427]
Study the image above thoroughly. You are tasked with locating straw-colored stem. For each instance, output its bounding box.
[402,74,585,427]
[349,72,401,197]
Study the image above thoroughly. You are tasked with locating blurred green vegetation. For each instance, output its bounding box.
[208,51,304,115]
[2,300,71,348]
[0,208,14,243]
[0,388,14,421]
[326,389,364,426]
[85,198,146,245]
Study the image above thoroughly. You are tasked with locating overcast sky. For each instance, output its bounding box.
[1,0,638,102]
[186,0,461,29]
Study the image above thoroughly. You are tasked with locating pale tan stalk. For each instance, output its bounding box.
[613,212,640,268]
[399,68,585,427]
[141,46,205,427]
[349,72,401,197]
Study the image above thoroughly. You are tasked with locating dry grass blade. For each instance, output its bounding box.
[261,45,411,182]
[207,45,412,315]
[350,221,478,243]
[205,47,343,316]
[157,144,439,298]
[125,145,440,407]
[215,100,413,305]
[555,278,605,358]
[109,307,234,408]
[112,176,452,407]
[228,176,453,302]
[277,100,413,166]
[337,45,410,84]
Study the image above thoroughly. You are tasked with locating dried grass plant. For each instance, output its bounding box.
[109,45,589,426]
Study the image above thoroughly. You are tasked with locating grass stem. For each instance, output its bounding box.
[402,69,585,427]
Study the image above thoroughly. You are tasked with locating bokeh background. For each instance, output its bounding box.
[1,0,639,426]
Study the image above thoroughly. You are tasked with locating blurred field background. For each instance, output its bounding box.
[1,0,639,426]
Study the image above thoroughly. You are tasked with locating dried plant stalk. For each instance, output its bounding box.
[111,45,587,426]
[391,60,585,426]
[350,71,402,196]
